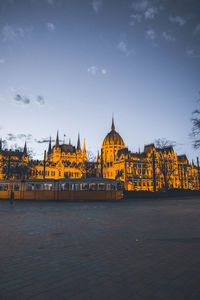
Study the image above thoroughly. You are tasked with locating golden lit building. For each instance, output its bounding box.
[31,132,87,179]
[0,140,29,180]
[98,119,200,191]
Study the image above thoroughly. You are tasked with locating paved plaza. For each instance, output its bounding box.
[0,197,200,300]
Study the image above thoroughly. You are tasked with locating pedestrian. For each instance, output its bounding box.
[10,190,14,206]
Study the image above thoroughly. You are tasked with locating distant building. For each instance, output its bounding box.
[98,119,200,191]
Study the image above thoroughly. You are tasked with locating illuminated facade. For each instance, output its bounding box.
[98,119,200,191]
[0,121,199,191]
[31,132,87,179]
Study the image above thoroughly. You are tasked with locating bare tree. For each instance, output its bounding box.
[155,138,177,191]
[191,98,200,149]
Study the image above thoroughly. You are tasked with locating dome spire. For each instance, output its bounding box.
[111,115,115,131]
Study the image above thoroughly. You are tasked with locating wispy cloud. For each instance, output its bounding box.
[194,24,200,35]
[36,96,45,105]
[6,133,32,142]
[117,41,134,56]
[131,0,162,22]
[1,25,16,41]
[46,22,56,32]
[101,69,107,75]
[162,31,176,42]
[92,0,103,14]
[0,58,5,64]
[14,94,31,105]
[36,137,55,144]
[146,29,156,40]
[1,25,32,42]
[87,66,107,75]
[186,48,200,58]
[87,66,98,75]
[144,7,158,20]
[130,14,142,26]
[132,0,148,12]
[169,15,186,26]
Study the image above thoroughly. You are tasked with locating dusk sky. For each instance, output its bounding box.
[0,0,200,161]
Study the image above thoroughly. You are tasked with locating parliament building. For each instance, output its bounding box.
[0,119,199,191]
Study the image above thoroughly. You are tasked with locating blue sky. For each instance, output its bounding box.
[0,0,200,161]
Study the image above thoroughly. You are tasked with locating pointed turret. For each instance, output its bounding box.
[111,116,115,131]
[48,137,52,154]
[69,138,71,145]
[24,141,27,155]
[82,138,87,160]
[83,138,86,153]
[77,133,81,151]
[55,131,59,148]
[97,150,100,160]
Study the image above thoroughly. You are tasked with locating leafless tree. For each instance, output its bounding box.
[191,98,200,149]
[155,138,177,191]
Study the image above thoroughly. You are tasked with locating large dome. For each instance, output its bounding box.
[102,118,125,147]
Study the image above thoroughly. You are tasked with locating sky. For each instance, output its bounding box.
[0,0,200,161]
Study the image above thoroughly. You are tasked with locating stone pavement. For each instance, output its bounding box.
[0,198,200,300]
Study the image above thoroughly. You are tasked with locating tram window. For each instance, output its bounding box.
[44,184,52,190]
[26,184,33,191]
[106,184,111,190]
[35,184,42,190]
[89,184,97,191]
[14,184,20,191]
[111,184,116,190]
[98,184,105,191]
[82,184,89,191]
[0,184,8,191]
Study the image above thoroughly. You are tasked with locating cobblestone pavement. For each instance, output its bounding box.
[0,198,200,300]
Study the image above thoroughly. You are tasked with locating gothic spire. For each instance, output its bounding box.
[77,133,81,151]
[111,115,115,131]
[48,136,52,154]
[24,141,27,155]
[55,131,59,148]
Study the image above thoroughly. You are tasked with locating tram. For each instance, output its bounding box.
[0,178,123,201]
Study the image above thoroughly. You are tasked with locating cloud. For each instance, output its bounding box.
[101,69,107,75]
[1,25,32,42]
[0,59,5,64]
[162,31,176,42]
[14,94,31,105]
[46,22,56,32]
[6,133,32,141]
[130,14,142,26]
[87,66,107,75]
[131,0,162,23]
[146,29,156,40]
[132,0,148,12]
[169,15,186,26]
[186,48,200,58]
[194,24,200,35]
[144,7,158,19]
[36,96,45,105]
[92,0,103,13]
[117,41,134,56]
[87,66,98,75]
